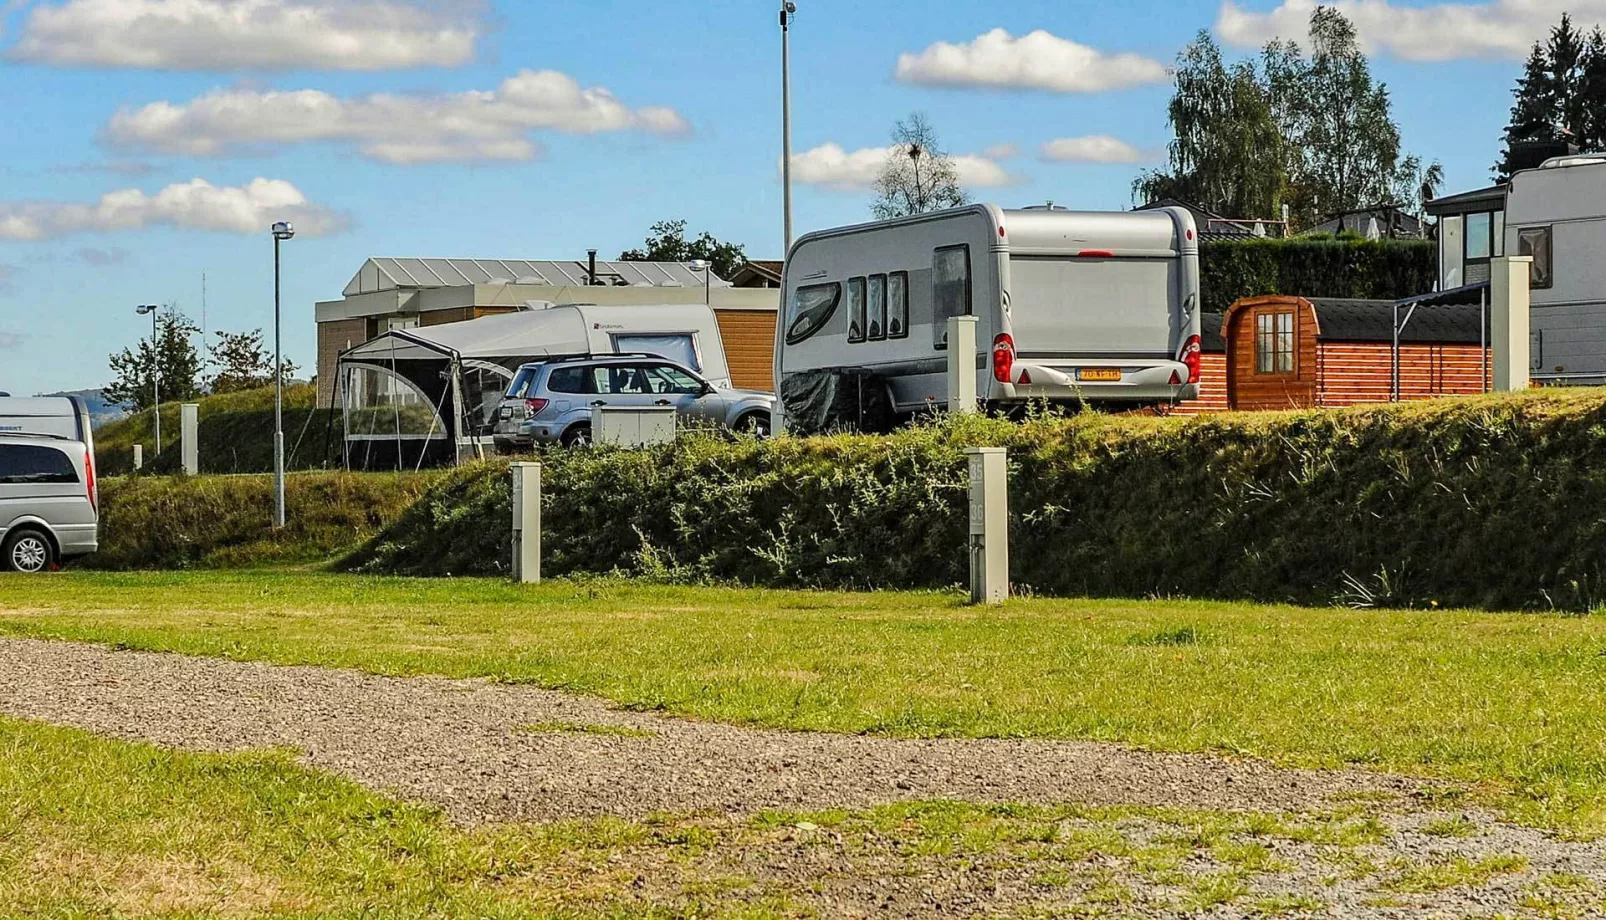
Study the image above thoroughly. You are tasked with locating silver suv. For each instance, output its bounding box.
[493,355,776,450]
[0,434,99,573]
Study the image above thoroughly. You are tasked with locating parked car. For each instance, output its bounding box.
[0,433,99,573]
[493,354,775,450]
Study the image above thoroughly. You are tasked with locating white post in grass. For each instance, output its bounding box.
[964,446,1008,605]
[1491,255,1534,392]
[511,462,541,584]
[948,315,979,414]
[180,403,199,476]
[133,444,143,471]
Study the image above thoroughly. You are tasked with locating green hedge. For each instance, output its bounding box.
[95,384,342,477]
[89,472,435,570]
[343,390,1606,611]
[1200,237,1437,313]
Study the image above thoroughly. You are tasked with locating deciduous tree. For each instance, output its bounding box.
[871,113,969,219]
[104,310,202,412]
[206,328,297,394]
[619,220,747,279]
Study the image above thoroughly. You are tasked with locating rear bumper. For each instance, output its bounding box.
[53,522,99,558]
[994,360,1196,403]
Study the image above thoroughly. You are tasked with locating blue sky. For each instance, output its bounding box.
[0,0,1577,395]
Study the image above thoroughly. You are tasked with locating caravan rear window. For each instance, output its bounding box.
[785,282,842,345]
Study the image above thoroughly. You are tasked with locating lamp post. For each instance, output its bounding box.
[780,0,796,255]
[271,221,295,528]
[688,259,711,305]
[135,304,161,454]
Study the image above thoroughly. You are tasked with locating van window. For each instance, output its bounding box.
[867,275,887,341]
[933,245,972,349]
[0,444,78,484]
[847,277,867,343]
[888,272,909,339]
[506,367,539,398]
[785,282,842,345]
[1518,226,1553,289]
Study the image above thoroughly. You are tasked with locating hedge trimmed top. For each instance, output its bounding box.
[1200,237,1435,314]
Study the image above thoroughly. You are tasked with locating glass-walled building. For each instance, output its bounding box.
[1425,185,1507,290]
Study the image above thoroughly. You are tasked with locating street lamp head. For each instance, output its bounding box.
[782,1,795,12]
[271,221,295,241]
[135,304,159,315]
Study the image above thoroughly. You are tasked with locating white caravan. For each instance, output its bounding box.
[1504,155,1606,382]
[773,204,1201,425]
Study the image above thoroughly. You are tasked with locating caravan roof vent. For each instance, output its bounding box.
[1540,154,1606,169]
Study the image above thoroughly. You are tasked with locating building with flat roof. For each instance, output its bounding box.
[315,256,779,404]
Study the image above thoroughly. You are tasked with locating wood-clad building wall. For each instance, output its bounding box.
[1167,293,1491,414]
[715,309,777,391]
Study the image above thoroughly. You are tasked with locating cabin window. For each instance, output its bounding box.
[847,277,867,343]
[1255,310,1296,374]
[867,274,888,341]
[1466,212,1492,261]
[0,445,78,485]
[784,281,842,345]
[1518,226,1554,290]
[1440,215,1464,288]
[888,272,909,339]
[933,245,972,349]
[1492,211,1505,257]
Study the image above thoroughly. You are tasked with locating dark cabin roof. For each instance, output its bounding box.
[1425,185,1507,217]
[727,260,784,287]
[1309,282,1490,345]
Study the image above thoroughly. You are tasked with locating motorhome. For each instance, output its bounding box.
[1503,154,1606,382]
[773,204,1201,429]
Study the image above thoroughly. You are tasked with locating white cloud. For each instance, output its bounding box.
[7,0,481,70]
[982,143,1020,160]
[0,178,347,241]
[896,28,1168,93]
[1041,135,1151,164]
[104,70,692,164]
[1216,0,1606,61]
[787,143,1019,191]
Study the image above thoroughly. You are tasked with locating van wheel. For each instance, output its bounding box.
[3,528,55,574]
[561,424,592,449]
[736,412,772,438]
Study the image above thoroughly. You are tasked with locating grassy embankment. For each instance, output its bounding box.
[93,383,341,476]
[3,571,1605,836]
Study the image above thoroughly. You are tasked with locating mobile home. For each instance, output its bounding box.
[1503,155,1606,382]
[773,204,1201,430]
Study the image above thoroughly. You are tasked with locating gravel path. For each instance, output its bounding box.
[0,637,1415,823]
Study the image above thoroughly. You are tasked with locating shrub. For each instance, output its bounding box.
[342,390,1606,611]
[1200,237,1437,313]
[95,384,342,477]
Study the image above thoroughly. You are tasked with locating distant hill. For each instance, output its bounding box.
[40,388,128,429]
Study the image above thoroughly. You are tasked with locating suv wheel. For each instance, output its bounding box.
[737,412,772,438]
[561,424,592,449]
[3,528,55,574]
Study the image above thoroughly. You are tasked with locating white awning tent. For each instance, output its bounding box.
[335,303,729,469]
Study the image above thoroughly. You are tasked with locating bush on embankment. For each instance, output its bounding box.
[94,384,342,477]
[342,389,1606,611]
[89,472,436,570]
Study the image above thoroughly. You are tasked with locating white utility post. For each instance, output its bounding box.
[180,403,199,475]
[964,447,1009,605]
[1491,255,1534,392]
[132,444,142,471]
[511,462,541,584]
[948,315,979,414]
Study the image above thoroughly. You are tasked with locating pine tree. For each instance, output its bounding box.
[1496,43,1560,179]
[1550,13,1588,140]
[1579,28,1606,152]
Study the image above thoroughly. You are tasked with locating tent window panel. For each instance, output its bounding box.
[612,333,701,371]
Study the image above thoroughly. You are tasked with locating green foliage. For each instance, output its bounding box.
[88,471,433,570]
[1198,236,1436,313]
[94,383,340,476]
[345,390,1606,612]
[1498,15,1606,179]
[618,219,747,279]
[104,309,202,412]
[206,328,296,394]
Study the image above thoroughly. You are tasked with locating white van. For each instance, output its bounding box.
[0,397,99,572]
[0,396,96,443]
[774,204,1201,426]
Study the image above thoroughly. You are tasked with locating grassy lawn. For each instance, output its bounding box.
[3,571,1606,834]
[11,715,1579,919]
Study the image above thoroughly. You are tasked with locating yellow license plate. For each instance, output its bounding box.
[1077,368,1123,382]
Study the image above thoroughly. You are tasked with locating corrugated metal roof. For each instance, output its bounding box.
[343,258,730,296]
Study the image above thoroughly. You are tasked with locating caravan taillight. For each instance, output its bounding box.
[1180,334,1202,384]
[84,448,97,513]
[992,333,1015,384]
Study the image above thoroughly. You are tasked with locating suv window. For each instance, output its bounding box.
[642,365,704,394]
[506,367,539,398]
[546,366,593,394]
[0,444,78,484]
